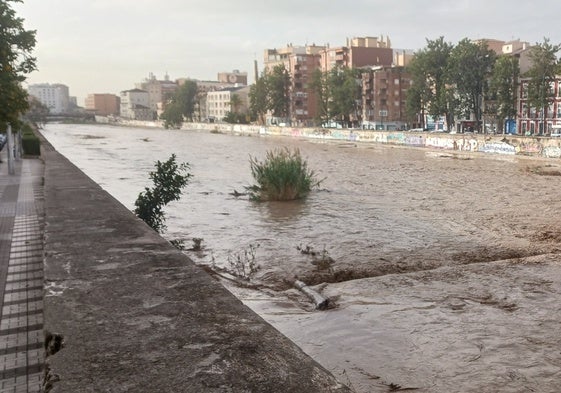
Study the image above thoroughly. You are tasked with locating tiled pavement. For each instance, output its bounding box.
[0,151,44,393]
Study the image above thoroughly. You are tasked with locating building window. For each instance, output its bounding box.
[521,103,528,118]
[521,83,528,99]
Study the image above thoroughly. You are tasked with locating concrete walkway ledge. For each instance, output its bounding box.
[40,136,350,392]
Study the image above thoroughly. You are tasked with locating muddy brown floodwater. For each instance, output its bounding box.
[43,124,561,392]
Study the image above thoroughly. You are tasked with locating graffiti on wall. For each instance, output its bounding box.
[454,138,479,152]
[543,146,561,158]
[405,135,424,147]
[224,124,561,160]
[356,132,387,143]
[387,133,406,144]
[426,137,455,150]
[515,142,542,155]
[478,142,516,155]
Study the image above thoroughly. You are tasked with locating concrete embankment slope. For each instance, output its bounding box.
[39,135,350,392]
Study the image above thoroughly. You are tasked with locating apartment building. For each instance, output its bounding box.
[261,37,396,125]
[85,94,120,116]
[27,83,70,114]
[361,66,411,130]
[136,73,178,113]
[176,78,239,121]
[264,44,324,125]
[206,86,250,121]
[517,78,561,135]
[320,36,393,72]
[119,89,152,120]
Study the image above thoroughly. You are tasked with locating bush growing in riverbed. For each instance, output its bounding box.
[246,147,322,201]
[227,244,260,280]
[134,154,192,233]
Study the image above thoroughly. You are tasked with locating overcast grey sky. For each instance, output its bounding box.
[14,0,561,105]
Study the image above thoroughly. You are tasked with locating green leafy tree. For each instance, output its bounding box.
[266,64,291,119]
[249,74,268,125]
[160,80,198,128]
[159,101,183,129]
[406,53,431,129]
[406,37,454,129]
[490,55,520,133]
[328,66,361,127]
[424,37,454,127]
[526,38,561,134]
[309,68,330,125]
[449,38,496,132]
[134,154,192,233]
[175,80,198,121]
[0,0,37,127]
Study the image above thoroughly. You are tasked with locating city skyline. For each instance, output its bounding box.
[14,0,561,105]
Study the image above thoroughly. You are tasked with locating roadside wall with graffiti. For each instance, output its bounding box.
[259,126,561,159]
[119,118,561,159]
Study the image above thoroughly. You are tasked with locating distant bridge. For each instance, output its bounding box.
[46,112,96,122]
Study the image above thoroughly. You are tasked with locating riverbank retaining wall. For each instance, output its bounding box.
[39,132,350,392]
[106,118,561,159]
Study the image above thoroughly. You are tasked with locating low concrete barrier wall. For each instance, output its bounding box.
[39,133,350,392]
[111,118,561,159]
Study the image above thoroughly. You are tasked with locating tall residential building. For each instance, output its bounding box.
[207,86,250,121]
[119,89,152,120]
[27,83,70,114]
[85,94,120,116]
[264,44,325,125]
[262,37,394,125]
[362,66,411,130]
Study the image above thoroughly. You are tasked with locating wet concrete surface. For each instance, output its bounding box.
[39,135,350,392]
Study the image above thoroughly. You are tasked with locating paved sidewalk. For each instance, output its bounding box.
[0,150,44,393]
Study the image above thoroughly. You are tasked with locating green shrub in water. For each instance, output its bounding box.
[134,154,192,233]
[246,147,322,201]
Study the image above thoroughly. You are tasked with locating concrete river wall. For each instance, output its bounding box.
[110,118,561,159]
[39,133,350,392]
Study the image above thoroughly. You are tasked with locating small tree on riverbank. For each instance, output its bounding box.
[0,0,37,127]
[246,148,322,201]
[134,154,192,233]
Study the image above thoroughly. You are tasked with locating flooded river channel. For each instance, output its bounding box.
[42,123,561,392]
